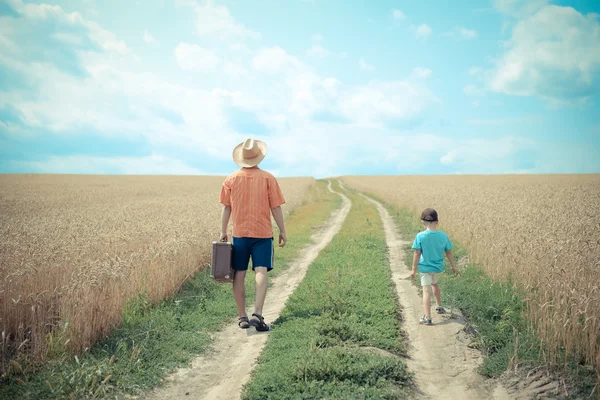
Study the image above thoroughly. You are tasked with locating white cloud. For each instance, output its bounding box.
[14,154,203,175]
[0,0,448,177]
[494,0,548,18]
[463,84,485,96]
[143,30,158,45]
[412,67,432,79]
[337,81,438,127]
[416,24,432,38]
[445,136,536,173]
[440,151,457,165]
[444,27,477,39]
[459,27,478,39]
[252,46,303,73]
[223,62,248,78]
[307,44,330,58]
[488,5,600,103]
[322,77,341,97]
[51,32,84,45]
[307,33,330,58]
[285,72,337,117]
[270,131,541,177]
[468,66,483,76]
[175,43,220,70]
[228,42,251,53]
[467,115,542,125]
[184,1,260,40]
[7,0,130,55]
[359,58,375,71]
[392,9,406,20]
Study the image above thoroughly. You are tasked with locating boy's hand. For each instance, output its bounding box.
[410,270,416,280]
[451,267,460,276]
[220,233,228,242]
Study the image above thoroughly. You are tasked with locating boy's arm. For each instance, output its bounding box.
[445,250,459,275]
[410,250,421,280]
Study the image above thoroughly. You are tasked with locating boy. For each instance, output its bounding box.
[410,208,459,325]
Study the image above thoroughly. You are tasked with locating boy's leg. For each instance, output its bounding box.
[422,285,432,318]
[432,283,442,307]
[420,273,436,320]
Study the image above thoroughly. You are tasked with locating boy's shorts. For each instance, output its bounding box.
[420,272,439,286]
[232,237,274,272]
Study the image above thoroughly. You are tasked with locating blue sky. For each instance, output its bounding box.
[0,0,599,177]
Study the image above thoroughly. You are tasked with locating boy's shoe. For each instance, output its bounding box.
[435,306,446,314]
[419,316,433,325]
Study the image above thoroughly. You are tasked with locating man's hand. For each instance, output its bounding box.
[221,206,231,243]
[278,232,287,248]
[410,270,416,280]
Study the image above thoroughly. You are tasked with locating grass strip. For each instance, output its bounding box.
[0,180,340,400]
[241,182,413,400]
[382,202,597,398]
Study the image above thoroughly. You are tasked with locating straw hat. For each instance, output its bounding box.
[232,138,267,167]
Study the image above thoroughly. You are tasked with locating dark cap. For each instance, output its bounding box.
[421,208,438,222]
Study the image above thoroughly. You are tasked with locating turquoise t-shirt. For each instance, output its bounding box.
[411,230,453,273]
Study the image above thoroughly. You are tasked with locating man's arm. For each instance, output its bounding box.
[220,205,231,242]
[271,206,287,247]
[445,250,459,275]
[410,250,421,280]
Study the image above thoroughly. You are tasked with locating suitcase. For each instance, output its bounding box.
[211,241,234,283]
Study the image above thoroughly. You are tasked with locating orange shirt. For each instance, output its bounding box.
[220,167,286,238]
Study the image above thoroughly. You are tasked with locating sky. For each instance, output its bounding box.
[0,0,599,178]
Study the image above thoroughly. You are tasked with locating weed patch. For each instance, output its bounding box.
[242,183,413,400]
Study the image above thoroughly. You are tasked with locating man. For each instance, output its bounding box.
[219,138,287,331]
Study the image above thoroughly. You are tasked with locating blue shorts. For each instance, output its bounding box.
[232,237,274,272]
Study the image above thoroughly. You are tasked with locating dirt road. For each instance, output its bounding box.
[144,182,351,400]
[143,182,515,400]
[358,189,511,400]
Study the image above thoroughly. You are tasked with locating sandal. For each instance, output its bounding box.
[435,306,446,314]
[238,316,250,329]
[250,313,270,332]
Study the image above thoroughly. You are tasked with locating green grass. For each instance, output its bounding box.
[241,182,413,400]
[383,202,598,398]
[0,180,340,400]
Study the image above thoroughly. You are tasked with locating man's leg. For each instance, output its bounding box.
[254,267,268,316]
[248,238,273,331]
[231,237,251,320]
[233,270,247,317]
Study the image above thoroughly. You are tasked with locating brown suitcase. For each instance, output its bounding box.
[211,241,234,283]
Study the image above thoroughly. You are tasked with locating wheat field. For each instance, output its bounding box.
[0,174,315,373]
[341,175,600,372]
